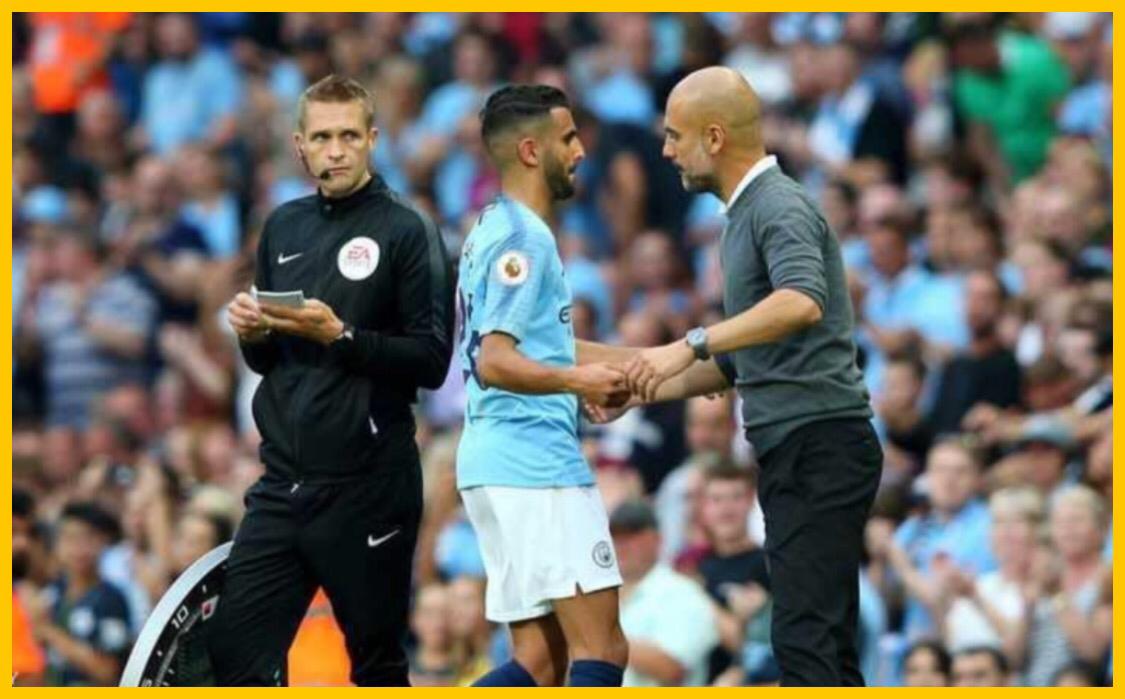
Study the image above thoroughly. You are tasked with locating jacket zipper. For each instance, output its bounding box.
[289,365,316,478]
[287,225,333,478]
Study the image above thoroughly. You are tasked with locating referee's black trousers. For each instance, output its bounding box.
[207,445,422,686]
[757,418,882,687]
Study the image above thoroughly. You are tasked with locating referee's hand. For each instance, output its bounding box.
[228,292,271,343]
[259,298,346,345]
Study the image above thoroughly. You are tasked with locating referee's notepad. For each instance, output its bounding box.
[252,288,305,308]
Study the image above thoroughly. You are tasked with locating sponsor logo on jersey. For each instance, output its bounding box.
[338,237,380,280]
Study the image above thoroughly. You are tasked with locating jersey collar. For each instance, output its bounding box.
[317,172,386,217]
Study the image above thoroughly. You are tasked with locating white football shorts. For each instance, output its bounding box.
[460,485,623,623]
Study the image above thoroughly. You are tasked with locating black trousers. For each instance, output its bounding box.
[207,452,422,686]
[757,418,882,687]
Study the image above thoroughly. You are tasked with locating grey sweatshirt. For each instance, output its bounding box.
[714,164,871,458]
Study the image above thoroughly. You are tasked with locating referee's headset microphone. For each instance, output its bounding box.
[297,145,333,181]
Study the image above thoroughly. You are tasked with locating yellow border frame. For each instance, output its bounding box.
[4,6,1119,693]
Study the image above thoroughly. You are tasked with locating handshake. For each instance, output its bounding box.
[569,340,699,422]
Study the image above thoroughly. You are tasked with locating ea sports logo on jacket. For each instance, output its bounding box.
[338,237,380,280]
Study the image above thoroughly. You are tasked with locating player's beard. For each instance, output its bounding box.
[13,551,28,581]
[545,153,577,201]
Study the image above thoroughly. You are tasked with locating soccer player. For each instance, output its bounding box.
[455,84,629,687]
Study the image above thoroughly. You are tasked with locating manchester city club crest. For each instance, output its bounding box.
[592,541,614,569]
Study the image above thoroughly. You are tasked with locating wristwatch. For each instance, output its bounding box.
[685,326,710,361]
[332,322,356,343]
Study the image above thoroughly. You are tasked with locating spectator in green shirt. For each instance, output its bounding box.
[945,15,1070,187]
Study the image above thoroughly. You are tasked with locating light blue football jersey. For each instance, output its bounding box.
[455,195,592,489]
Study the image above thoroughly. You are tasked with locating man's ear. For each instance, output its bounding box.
[368,126,379,149]
[516,137,540,168]
[704,124,725,156]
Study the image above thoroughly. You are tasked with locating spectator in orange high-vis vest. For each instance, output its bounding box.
[29,13,131,114]
[13,591,47,685]
[14,488,46,685]
[287,589,352,686]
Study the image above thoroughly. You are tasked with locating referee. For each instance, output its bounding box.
[626,67,882,686]
[210,75,454,686]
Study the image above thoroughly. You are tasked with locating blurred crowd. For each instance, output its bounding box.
[11,11,1113,687]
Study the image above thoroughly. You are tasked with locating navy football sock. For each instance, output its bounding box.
[472,659,538,687]
[567,659,624,687]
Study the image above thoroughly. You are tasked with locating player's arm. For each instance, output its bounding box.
[474,231,624,404]
[478,333,624,404]
[575,339,640,365]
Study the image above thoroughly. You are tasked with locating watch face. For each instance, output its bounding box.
[120,543,235,687]
[688,328,709,358]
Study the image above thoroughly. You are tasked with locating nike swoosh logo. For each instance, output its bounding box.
[278,252,303,264]
[367,529,400,548]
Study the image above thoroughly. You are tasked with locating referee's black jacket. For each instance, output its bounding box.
[240,174,454,483]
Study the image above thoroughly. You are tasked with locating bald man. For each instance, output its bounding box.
[623,67,882,686]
